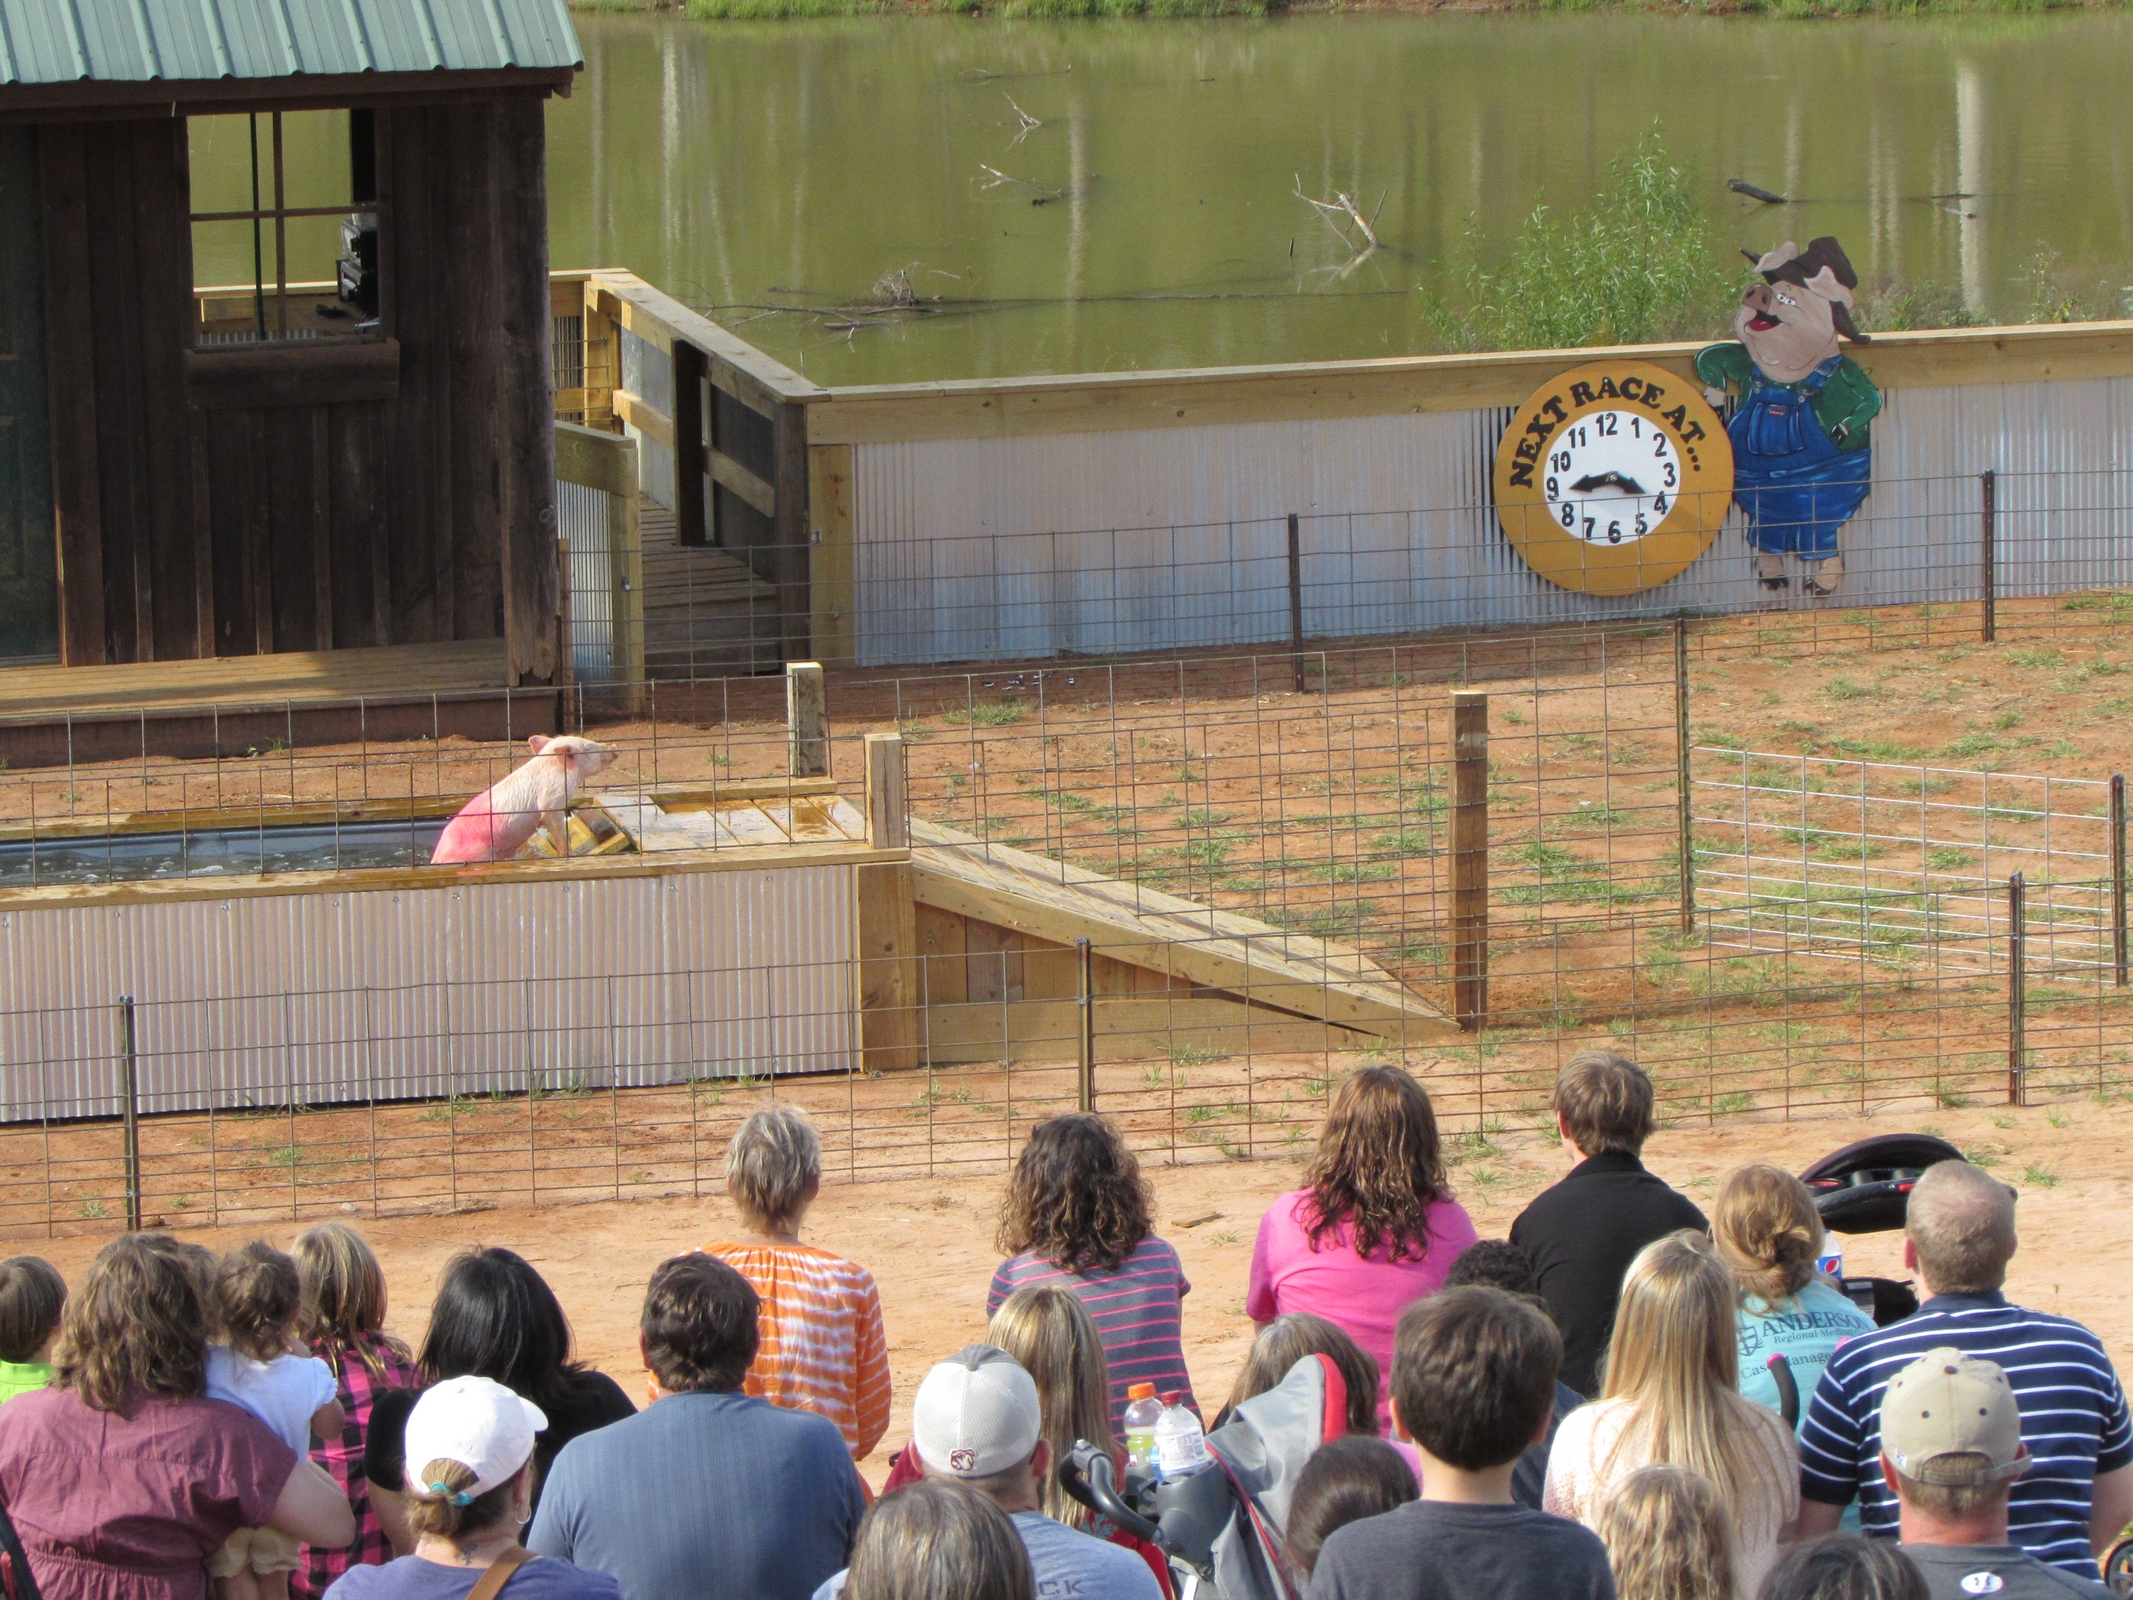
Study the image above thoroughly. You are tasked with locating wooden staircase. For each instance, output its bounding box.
[636,500,785,680]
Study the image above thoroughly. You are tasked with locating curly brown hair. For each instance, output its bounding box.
[1302,1065,1451,1263]
[996,1114,1152,1274]
[55,1233,209,1414]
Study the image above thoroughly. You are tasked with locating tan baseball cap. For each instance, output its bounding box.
[1881,1348,2026,1487]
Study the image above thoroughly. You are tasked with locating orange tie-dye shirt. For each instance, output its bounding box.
[700,1240,891,1461]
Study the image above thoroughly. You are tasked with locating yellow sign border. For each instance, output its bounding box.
[1492,359,1734,597]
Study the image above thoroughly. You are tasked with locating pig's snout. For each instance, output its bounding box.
[1740,282,1782,332]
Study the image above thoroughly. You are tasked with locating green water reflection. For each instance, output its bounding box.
[547,11,2133,384]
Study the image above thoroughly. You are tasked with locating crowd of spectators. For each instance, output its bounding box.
[0,1054,2122,1600]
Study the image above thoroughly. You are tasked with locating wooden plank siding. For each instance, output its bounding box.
[36,99,558,681]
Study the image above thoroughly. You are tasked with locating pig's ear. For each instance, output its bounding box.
[1803,265,1856,309]
[527,735,550,755]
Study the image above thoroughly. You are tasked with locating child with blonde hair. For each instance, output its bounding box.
[1594,1465,1736,1600]
[1544,1232,1798,1598]
[292,1223,416,1597]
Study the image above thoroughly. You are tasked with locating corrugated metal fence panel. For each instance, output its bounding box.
[849,377,2133,666]
[558,480,616,684]
[619,327,676,513]
[0,867,856,1121]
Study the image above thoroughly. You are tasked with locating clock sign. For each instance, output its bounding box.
[1493,358,1734,596]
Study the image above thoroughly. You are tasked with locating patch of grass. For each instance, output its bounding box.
[1943,731,2003,760]
[2006,648,2064,670]
[1368,827,1439,860]
[940,700,1026,727]
[77,1198,108,1220]
[1962,1146,2003,1169]
[1712,1091,1756,1116]
[2020,1162,2060,1188]
[1822,677,1873,702]
[1926,847,1975,871]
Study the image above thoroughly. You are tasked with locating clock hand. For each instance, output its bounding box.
[1567,471,1650,495]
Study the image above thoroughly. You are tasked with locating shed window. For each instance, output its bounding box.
[190,110,382,347]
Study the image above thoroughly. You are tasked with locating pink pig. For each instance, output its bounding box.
[430,735,620,864]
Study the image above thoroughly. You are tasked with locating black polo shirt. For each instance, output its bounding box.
[1509,1149,1709,1397]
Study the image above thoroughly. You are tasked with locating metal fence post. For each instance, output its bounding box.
[1980,470,1997,645]
[1075,937,1095,1112]
[2112,774,2127,988]
[2007,872,2026,1106]
[119,994,141,1232]
[1675,617,1695,936]
[1452,692,1489,1031]
[1287,513,1307,695]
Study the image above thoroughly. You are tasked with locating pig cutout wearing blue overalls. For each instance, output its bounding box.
[1730,357,1873,561]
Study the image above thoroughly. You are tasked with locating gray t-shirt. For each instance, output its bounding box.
[527,1390,865,1600]
[1902,1542,2116,1600]
[1307,1499,1615,1600]
[812,1508,1164,1600]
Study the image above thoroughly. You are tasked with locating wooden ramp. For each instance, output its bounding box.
[636,501,784,681]
[908,818,1457,1042]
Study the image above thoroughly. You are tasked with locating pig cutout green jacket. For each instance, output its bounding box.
[1693,343,1881,452]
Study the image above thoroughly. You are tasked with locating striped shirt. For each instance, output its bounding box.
[1798,1292,2133,1573]
[987,1238,1195,1429]
[295,1331,418,1600]
[702,1241,892,1461]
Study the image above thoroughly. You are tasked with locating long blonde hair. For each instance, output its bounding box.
[1595,1465,1737,1600]
[294,1222,409,1379]
[1600,1231,1782,1512]
[1712,1164,1825,1307]
[986,1284,1114,1529]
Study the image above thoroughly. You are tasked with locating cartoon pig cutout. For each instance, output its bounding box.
[430,735,619,864]
[1694,237,1882,597]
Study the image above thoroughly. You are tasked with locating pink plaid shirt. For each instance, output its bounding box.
[294,1332,419,1600]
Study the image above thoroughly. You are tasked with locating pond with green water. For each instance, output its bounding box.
[486,13,2133,383]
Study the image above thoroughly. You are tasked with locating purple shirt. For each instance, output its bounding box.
[0,1386,296,1600]
[1246,1189,1479,1429]
[987,1238,1194,1428]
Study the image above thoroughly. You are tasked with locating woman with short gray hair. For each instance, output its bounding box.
[701,1105,891,1462]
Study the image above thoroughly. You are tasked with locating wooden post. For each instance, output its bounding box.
[1288,513,1307,695]
[2113,774,2127,988]
[1451,692,1489,1031]
[855,730,918,1075]
[808,444,857,669]
[864,732,908,849]
[773,399,812,665]
[1980,470,1997,644]
[788,661,829,778]
[673,341,708,546]
[119,995,141,1232]
[2007,872,2026,1105]
[1075,937,1095,1111]
[1675,617,1695,935]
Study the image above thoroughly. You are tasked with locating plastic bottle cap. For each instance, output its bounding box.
[1159,1391,1185,1407]
[1127,1383,1157,1399]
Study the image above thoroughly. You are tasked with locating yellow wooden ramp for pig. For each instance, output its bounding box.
[907,817,1458,1046]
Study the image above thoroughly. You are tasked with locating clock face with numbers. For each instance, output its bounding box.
[1493,359,1734,596]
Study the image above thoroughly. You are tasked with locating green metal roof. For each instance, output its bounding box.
[0,0,582,88]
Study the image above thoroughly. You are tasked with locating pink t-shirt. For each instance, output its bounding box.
[1245,1189,1479,1428]
[0,1386,297,1600]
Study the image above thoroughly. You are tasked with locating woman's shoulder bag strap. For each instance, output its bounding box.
[466,1544,535,1600]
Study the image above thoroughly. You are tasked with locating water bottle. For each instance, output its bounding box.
[1122,1383,1162,1470]
[1153,1391,1212,1481]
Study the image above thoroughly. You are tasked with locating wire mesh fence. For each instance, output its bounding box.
[4,616,2133,1238]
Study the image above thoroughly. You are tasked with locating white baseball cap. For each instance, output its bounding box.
[404,1376,549,1504]
[911,1345,1042,1479]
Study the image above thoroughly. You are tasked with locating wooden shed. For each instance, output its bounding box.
[0,0,580,708]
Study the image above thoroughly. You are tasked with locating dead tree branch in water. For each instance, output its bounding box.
[1293,176,1383,253]
[979,164,1064,205]
[1003,93,1041,131]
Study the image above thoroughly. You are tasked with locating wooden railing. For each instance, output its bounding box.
[548,270,820,665]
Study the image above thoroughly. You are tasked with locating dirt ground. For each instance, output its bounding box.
[22,1093,2132,1489]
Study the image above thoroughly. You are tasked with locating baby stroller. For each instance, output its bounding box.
[1060,1353,1347,1600]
